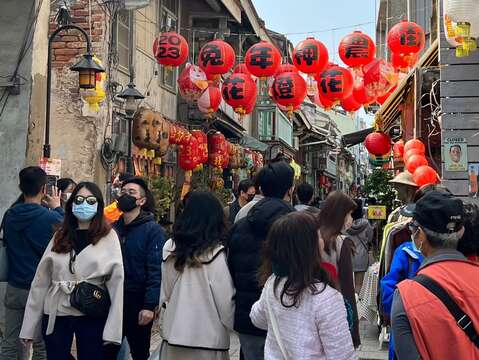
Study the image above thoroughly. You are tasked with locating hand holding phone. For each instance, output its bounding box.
[43,185,61,209]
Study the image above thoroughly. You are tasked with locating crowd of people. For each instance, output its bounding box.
[0,162,478,360]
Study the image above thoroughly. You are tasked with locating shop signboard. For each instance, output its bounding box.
[444,137,468,172]
[367,205,387,220]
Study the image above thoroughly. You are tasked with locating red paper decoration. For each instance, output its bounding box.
[338,31,375,68]
[391,52,419,71]
[198,86,222,115]
[388,20,425,57]
[317,65,354,101]
[353,79,376,105]
[293,37,329,75]
[245,41,281,79]
[376,84,397,105]
[404,139,426,154]
[393,140,405,159]
[413,165,439,187]
[199,39,235,79]
[208,132,229,169]
[341,94,362,112]
[191,130,208,164]
[363,59,398,98]
[406,154,428,174]
[153,31,189,67]
[179,135,199,171]
[271,71,307,113]
[364,132,391,156]
[222,73,257,115]
[178,63,209,102]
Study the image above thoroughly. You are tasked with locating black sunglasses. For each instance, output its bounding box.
[73,195,98,206]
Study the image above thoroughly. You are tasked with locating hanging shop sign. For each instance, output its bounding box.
[367,205,387,220]
[444,137,468,172]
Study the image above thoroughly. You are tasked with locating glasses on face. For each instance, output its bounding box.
[73,195,98,206]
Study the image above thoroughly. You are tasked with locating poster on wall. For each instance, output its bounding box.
[444,137,468,172]
[367,205,387,220]
[469,164,479,197]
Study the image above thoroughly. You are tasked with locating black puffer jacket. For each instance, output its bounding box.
[227,197,295,336]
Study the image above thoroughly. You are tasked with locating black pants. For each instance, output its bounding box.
[42,315,106,360]
[105,292,153,360]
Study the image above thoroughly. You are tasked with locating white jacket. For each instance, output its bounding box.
[20,230,124,344]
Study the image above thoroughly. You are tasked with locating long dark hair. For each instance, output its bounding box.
[259,212,335,308]
[172,191,228,271]
[53,182,111,253]
[318,191,357,255]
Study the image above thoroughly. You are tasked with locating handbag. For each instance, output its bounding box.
[0,211,10,282]
[265,279,290,360]
[414,274,479,349]
[69,250,111,318]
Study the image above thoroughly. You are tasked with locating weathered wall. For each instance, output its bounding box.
[0,0,41,216]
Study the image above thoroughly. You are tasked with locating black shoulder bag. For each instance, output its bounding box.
[69,250,111,319]
[414,274,479,349]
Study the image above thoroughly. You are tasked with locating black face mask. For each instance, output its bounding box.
[246,194,255,202]
[117,194,139,212]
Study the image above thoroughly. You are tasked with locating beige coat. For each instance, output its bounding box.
[20,230,124,344]
[160,239,235,350]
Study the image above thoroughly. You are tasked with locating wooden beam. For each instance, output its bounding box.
[441,64,479,81]
[441,98,479,113]
[441,114,479,129]
[441,81,479,98]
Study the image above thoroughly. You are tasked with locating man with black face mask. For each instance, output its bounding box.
[226,179,255,224]
[110,177,165,360]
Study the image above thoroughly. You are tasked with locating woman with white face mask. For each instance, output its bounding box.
[57,178,77,209]
[19,182,124,360]
[317,191,361,348]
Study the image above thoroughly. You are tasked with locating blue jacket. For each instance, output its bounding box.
[380,241,424,316]
[3,203,64,289]
[113,211,165,310]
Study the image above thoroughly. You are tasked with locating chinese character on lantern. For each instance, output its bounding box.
[295,44,318,66]
[401,24,422,47]
[274,77,294,99]
[346,35,370,59]
[249,46,274,69]
[222,77,245,101]
[200,43,223,67]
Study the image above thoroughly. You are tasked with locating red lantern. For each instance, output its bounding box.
[178,63,209,102]
[353,79,376,105]
[198,86,222,115]
[338,31,375,69]
[393,140,405,159]
[222,73,257,115]
[376,84,397,105]
[391,52,419,71]
[364,132,391,156]
[317,92,335,110]
[404,138,426,154]
[208,132,229,169]
[293,37,329,75]
[234,63,253,77]
[317,65,354,101]
[341,94,362,112]
[191,130,208,164]
[199,39,235,79]
[244,89,258,114]
[153,31,189,67]
[277,63,299,74]
[271,71,307,113]
[179,135,199,171]
[406,154,428,174]
[404,148,425,164]
[363,59,398,98]
[169,125,191,145]
[388,20,425,57]
[245,41,281,79]
[413,165,439,187]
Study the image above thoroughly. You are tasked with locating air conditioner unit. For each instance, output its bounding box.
[122,0,150,10]
[293,136,300,150]
[111,133,129,154]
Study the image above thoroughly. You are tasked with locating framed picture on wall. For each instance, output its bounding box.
[444,137,468,172]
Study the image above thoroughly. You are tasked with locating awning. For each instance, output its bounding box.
[375,39,439,132]
[240,134,269,152]
[212,117,245,139]
[342,127,374,147]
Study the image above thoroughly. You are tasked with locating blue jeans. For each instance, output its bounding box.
[237,333,265,360]
[117,339,130,360]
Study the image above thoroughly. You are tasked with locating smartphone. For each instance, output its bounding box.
[46,175,58,196]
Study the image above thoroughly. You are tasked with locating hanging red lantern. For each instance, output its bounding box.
[169,125,191,145]
[406,154,428,174]
[293,37,329,75]
[404,138,426,154]
[388,20,425,57]
[376,84,397,105]
[413,165,439,187]
[317,92,335,110]
[234,63,254,78]
[191,130,208,164]
[363,59,398,98]
[221,73,257,115]
[341,94,362,112]
[277,63,299,74]
[199,39,235,79]
[179,135,199,171]
[404,148,425,165]
[393,139,405,159]
[244,89,258,114]
[338,31,375,69]
[198,86,222,115]
[153,31,189,67]
[317,65,354,101]
[271,70,307,114]
[178,63,209,102]
[391,52,419,72]
[364,132,391,156]
[208,132,229,169]
[245,41,281,79]
[353,78,376,105]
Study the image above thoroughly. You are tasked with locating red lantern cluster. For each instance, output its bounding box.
[179,136,199,171]
[222,73,257,115]
[245,41,281,79]
[413,165,439,187]
[191,130,208,164]
[199,39,235,79]
[153,31,189,67]
[317,65,354,101]
[208,132,229,169]
[169,125,191,145]
[271,68,307,113]
[293,37,329,75]
[364,132,391,156]
[338,31,375,69]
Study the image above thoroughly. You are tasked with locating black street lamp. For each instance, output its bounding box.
[44,24,105,159]
[117,77,145,173]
